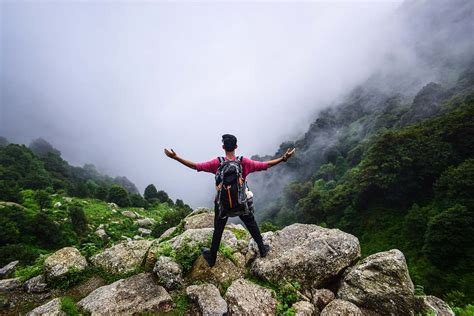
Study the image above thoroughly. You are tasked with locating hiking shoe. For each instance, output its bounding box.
[201,247,216,267]
[259,244,271,258]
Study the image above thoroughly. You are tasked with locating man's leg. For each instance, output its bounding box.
[239,212,270,256]
[203,202,228,266]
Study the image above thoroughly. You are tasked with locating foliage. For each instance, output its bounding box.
[69,205,88,237]
[34,190,52,209]
[151,207,191,238]
[15,253,49,282]
[144,184,159,201]
[107,185,130,207]
[60,297,80,316]
[260,221,280,233]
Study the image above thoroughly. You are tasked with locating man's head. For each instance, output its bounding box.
[222,134,237,152]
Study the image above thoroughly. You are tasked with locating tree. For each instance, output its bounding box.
[69,205,88,236]
[31,211,63,248]
[423,204,474,268]
[34,190,51,209]
[130,194,147,208]
[29,138,61,158]
[157,190,172,204]
[108,185,130,207]
[96,185,108,201]
[144,184,159,201]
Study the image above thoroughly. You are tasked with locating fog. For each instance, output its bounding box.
[2,0,461,207]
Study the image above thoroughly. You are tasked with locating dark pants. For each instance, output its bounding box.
[210,202,265,256]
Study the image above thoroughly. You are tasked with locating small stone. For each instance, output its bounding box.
[0,260,19,279]
[24,275,47,293]
[0,277,22,292]
[53,202,62,208]
[320,299,362,316]
[311,288,335,311]
[293,301,316,316]
[138,227,152,235]
[95,229,108,239]
[137,218,156,227]
[122,210,137,218]
[27,298,64,316]
[186,283,227,316]
[153,256,184,290]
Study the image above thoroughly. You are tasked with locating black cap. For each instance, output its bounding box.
[222,134,237,151]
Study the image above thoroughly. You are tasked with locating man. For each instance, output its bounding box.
[164,134,295,267]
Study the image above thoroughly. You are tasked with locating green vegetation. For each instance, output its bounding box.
[60,297,80,316]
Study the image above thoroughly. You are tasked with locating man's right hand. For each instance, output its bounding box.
[164,148,177,159]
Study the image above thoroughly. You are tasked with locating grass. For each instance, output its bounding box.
[15,253,49,282]
[60,297,81,316]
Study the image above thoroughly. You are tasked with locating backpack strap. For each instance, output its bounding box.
[237,156,243,162]
[218,156,225,164]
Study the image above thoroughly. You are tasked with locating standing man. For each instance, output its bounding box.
[164,134,295,267]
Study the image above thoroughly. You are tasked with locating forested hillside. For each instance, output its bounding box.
[251,64,474,307]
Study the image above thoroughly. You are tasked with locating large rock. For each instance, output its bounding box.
[293,301,316,316]
[0,277,22,292]
[90,239,152,274]
[153,256,184,290]
[186,284,228,316]
[43,247,88,280]
[159,226,177,240]
[337,249,415,315]
[184,212,214,230]
[27,298,65,316]
[189,254,243,290]
[121,210,136,218]
[170,228,238,251]
[224,278,277,315]
[415,295,454,316]
[24,275,48,293]
[0,260,18,279]
[250,224,360,289]
[320,299,362,316]
[78,273,174,315]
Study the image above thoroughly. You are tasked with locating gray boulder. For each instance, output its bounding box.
[224,278,277,315]
[169,228,238,251]
[337,249,415,315]
[293,301,316,316]
[24,275,48,293]
[43,247,88,280]
[320,299,362,316]
[138,227,152,235]
[0,260,18,279]
[122,210,137,218]
[27,298,65,316]
[0,277,22,292]
[311,288,335,311]
[153,256,184,290]
[90,239,153,274]
[159,226,177,240]
[415,295,454,316]
[189,254,243,290]
[137,218,156,227]
[250,224,360,289]
[186,283,228,316]
[78,273,174,315]
[184,212,214,230]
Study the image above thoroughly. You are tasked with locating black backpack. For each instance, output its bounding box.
[215,156,249,218]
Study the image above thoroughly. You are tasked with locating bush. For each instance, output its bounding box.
[34,190,51,209]
[95,186,108,201]
[31,211,63,248]
[144,184,159,201]
[108,185,130,207]
[423,204,474,268]
[69,205,88,236]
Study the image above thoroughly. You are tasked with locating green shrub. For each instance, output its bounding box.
[108,185,130,207]
[60,297,80,316]
[69,205,88,236]
[15,253,49,282]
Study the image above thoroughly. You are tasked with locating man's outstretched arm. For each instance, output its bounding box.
[266,148,296,168]
[164,148,197,170]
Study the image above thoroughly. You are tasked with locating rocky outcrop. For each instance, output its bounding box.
[43,247,88,280]
[78,273,174,315]
[184,212,214,230]
[90,239,152,274]
[153,256,184,290]
[337,249,415,315]
[415,295,455,316]
[27,298,64,316]
[224,278,278,315]
[320,299,362,315]
[0,277,22,292]
[24,275,47,293]
[293,301,316,316]
[186,284,227,316]
[0,261,18,279]
[250,224,360,289]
